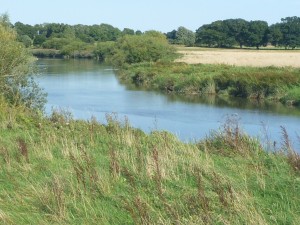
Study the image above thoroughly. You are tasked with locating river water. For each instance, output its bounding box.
[36,59,300,151]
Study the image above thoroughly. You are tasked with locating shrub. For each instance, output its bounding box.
[0,14,46,111]
[108,32,177,66]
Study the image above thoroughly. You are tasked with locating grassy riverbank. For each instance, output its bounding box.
[118,62,300,106]
[1,99,300,224]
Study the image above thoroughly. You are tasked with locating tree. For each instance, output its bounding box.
[14,22,37,39]
[18,35,33,47]
[196,21,235,48]
[223,19,248,48]
[0,15,46,110]
[166,29,177,43]
[135,30,143,35]
[122,28,135,36]
[196,24,225,47]
[245,20,268,49]
[175,26,195,46]
[279,16,300,49]
[268,24,283,47]
[74,24,94,43]
[89,24,121,42]
[33,34,47,47]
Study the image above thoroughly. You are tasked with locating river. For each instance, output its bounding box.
[36,59,300,152]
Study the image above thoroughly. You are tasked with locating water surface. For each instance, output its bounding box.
[36,59,300,151]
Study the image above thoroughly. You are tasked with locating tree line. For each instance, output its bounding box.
[12,16,300,56]
[167,17,300,49]
[14,22,140,48]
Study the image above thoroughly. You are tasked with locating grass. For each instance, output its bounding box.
[117,62,300,106]
[0,97,300,224]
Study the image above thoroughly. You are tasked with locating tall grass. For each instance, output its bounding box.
[118,62,300,106]
[0,103,300,224]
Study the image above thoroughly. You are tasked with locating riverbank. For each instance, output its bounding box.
[0,99,300,224]
[118,62,300,106]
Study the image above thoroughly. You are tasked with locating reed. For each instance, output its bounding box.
[117,62,300,106]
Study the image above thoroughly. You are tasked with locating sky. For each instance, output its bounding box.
[1,0,299,32]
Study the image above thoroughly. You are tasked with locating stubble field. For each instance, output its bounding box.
[176,47,300,67]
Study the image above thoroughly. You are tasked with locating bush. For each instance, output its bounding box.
[0,15,46,111]
[93,41,116,62]
[108,32,177,66]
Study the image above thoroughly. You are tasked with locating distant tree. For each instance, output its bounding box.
[196,21,236,48]
[166,29,177,43]
[62,25,75,39]
[18,35,33,47]
[223,19,248,48]
[245,20,268,49]
[89,24,121,42]
[14,22,36,39]
[122,28,135,36]
[175,26,195,46]
[279,16,300,49]
[43,23,61,38]
[135,30,143,35]
[74,24,94,43]
[33,34,47,47]
[268,23,283,47]
[196,22,227,47]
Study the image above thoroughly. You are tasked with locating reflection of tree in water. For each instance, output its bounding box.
[37,58,109,75]
[164,94,300,117]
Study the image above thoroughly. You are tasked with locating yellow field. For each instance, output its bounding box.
[176,47,300,67]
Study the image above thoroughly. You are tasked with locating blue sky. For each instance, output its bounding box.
[1,0,299,32]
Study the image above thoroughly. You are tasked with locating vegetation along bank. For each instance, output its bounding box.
[118,62,300,106]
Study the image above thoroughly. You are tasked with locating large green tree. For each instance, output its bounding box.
[268,23,283,47]
[245,20,269,49]
[0,15,46,110]
[196,21,235,47]
[279,16,300,49]
[223,19,248,48]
